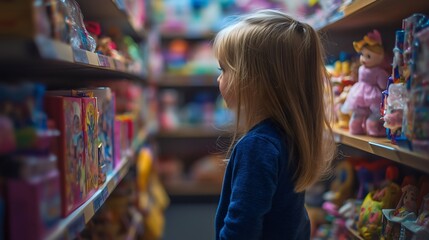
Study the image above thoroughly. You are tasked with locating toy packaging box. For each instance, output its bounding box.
[82,97,98,194]
[45,96,87,216]
[46,88,115,174]
[6,155,61,240]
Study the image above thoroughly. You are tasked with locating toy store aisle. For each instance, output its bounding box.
[163,201,218,240]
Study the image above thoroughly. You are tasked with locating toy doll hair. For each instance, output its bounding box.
[213,9,336,192]
[353,29,384,54]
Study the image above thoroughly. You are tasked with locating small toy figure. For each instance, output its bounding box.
[341,30,389,137]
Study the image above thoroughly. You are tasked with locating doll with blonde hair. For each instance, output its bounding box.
[341,30,389,136]
[213,9,336,239]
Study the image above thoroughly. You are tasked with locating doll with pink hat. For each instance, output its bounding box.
[341,30,389,136]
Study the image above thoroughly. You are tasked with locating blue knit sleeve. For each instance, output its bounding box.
[219,134,279,240]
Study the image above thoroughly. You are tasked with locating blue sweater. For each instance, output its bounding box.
[215,119,310,240]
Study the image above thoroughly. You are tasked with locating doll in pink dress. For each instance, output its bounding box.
[341,30,389,136]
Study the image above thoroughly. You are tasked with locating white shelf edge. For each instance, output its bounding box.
[45,150,134,240]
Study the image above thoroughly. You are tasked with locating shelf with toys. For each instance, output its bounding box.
[76,0,146,42]
[308,1,429,239]
[333,127,429,174]
[0,1,158,240]
[319,0,429,31]
[45,151,134,240]
[158,74,218,87]
[0,0,147,82]
[157,125,225,139]
[0,36,144,81]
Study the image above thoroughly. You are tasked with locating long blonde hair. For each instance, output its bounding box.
[213,9,336,192]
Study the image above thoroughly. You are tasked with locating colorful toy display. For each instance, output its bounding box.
[6,155,61,240]
[45,96,87,216]
[82,97,99,192]
[357,181,401,239]
[341,30,389,137]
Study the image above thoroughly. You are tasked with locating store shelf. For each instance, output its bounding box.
[160,31,215,40]
[45,150,134,240]
[164,179,222,197]
[320,0,429,31]
[158,126,226,138]
[158,74,218,87]
[333,127,429,173]
[76,0,145,41]
[345,222,364,240]
[0,37,145,82]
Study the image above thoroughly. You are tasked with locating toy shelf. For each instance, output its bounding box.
[157,126,226,138]
[319,0,429,31]
[159,31,215,40]
[164,179,222,197]
[333,127,429,173]
[345,222,364,240]
[45,149,135,240]
[0,37,144,82]
[76,0,145,42]
[158,74,218,87]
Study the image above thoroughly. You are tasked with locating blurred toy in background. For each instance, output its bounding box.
[165,39,189,74]
[159,89,180,130]
[323,159,355,207]
[341,30,389,137]
[398,14,429,152]
[97,36,125,61]
[402,177,429,239]
[334,85,352,129]
[84,21,101,44]
[357,174,401,240]
[52,0,96,52]
[187,41,219,75]
[382,176,419,239]
[382,30,407,143]
[407,26,429,155]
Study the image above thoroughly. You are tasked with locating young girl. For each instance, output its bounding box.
[213,9,336,239]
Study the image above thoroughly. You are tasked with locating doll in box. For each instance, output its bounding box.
[401,177,429,239]
[382,177,418,239]
[341,30,389,137]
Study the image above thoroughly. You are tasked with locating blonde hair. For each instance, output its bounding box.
[213,9,336,192]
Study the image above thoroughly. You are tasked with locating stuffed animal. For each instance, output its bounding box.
[341,30,389,137]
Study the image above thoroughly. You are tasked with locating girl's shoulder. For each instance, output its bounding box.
[237,119,286,153]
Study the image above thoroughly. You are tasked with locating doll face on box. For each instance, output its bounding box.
[360,47,384,68]
[403,186,418,212]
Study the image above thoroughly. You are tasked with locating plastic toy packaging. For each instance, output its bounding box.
[47,0,96,52]
[405,25,429,154]
[382,176,419,240]
[402,177,429,240]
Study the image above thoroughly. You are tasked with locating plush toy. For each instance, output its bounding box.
[323,159,355,207]
[357,181,401,239]
[341,30,389,137]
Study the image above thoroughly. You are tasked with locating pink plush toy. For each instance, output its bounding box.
[341,30,389,136]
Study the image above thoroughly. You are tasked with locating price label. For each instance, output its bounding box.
[98,54,111,68]
[93,188,109,213]
[73,48,89,64]
[67,214,85,238]
[114,59,126,71]
[35,36,56,59]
